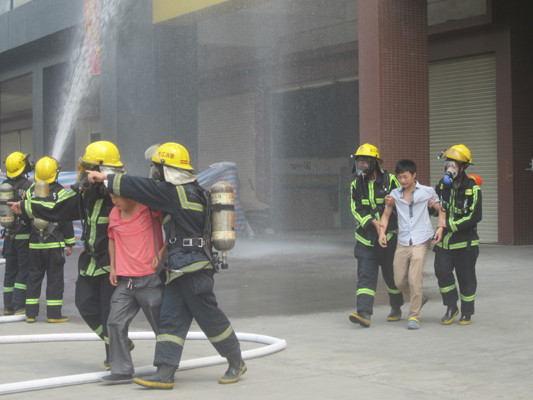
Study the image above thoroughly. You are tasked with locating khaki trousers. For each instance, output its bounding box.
[393,240,430,321]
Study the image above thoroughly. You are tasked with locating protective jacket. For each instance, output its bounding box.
[107,174,211,283]
[351,172,400,246]
[26,182,75,250]
[20,184,112,275]
[1,176,32,239]
[434,175,482,250]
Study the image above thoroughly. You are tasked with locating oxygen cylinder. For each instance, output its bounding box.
[33,180,50,234]
[0,183,15,230]
[211,181,235,269]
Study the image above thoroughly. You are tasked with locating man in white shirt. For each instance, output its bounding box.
[379,160,446,330]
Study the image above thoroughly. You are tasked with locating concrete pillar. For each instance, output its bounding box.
[358,0,429,183]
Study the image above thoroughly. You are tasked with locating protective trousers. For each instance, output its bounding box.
[434,245,479,316]
[2,237,30,312]
[108,273,164,375]
[75,273,116,360]
[26,247,65,319]
[354,234,404,314]
[154,270,240,367]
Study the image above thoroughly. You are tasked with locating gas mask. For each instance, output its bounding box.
[73,158,94,192]
[443,160,460,184]
[353,157,376,178]
[150,163,165,182]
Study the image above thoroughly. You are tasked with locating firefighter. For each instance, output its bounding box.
[10,141,125,367]
[2,152,33,315]
[87,142,246,390]
[24,157,75,323]
[434,144,482,325]
[349,144,404,327]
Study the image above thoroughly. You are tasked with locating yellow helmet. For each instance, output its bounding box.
[442,144,473,165]
[79,141,123,169]
[354,143,383,164]
[5,152,30,178]
[151,142,193,170]
[35,157,60,184]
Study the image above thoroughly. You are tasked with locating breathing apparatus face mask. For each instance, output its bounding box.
[150,163,165,181]
[354,157,375,178]
[443,160,460,184]
[75,158,95,192]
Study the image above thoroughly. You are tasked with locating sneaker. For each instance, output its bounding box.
[459,315,471,325]
[349,311,371,327]
[48,316,69,323]
[407,318,420,330]
[26,317,36,323]
[13,308,26,316]
[101,373,133,385]
[386,308,402,322]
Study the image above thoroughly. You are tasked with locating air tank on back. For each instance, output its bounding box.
[0,183,15,230]
[33,180,50,235]
[211,181,235,269]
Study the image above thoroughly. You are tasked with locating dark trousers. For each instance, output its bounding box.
[108,273,164,375]
[154,270,240,367]
[75,273,116,360]
[434,245,479,316]
[2,237,30,311]
[354,235,404,314]
[26,247,66,319]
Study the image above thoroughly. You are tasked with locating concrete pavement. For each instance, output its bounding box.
[0,231,532,399]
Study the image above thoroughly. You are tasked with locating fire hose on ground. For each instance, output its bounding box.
[0,331,287,395]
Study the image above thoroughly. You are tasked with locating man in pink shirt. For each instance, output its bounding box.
[101,194,166,385]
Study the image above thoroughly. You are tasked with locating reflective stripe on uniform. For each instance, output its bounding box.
[14,283,26,290]
[26,298,39,305]
[46,300,63,306]
[440,284,456,293]
[15,234,30,240]
[357,288,376,297]
[208,325,234,344]
[168,261,213,283]
[94,325,103,336]
[387,286,402,295]
[112,174,123,197]
[156,334,185,347]
[29,242,66,249]
[461,294,475,302]
[3,287,14,293]
[176,186,204,212]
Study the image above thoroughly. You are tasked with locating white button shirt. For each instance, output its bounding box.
[389,181,438,246]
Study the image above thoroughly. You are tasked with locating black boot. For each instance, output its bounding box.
[349,311,371,327]
[459,315,471,325]
[219,352,247,384]
[386,308,402,322]
[134,364,177,389]
[441,304,459,325]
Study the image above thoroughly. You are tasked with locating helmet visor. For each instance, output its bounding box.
[145,144,160,161]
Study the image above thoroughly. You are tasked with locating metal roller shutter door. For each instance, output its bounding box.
[429,54,497,243]
[198,92,256,186]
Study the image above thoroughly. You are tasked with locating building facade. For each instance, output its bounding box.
[0,0,531,244]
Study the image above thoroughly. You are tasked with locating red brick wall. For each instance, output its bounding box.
[358,0,430,183]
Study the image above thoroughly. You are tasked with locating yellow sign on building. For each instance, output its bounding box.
[153,0,268,25]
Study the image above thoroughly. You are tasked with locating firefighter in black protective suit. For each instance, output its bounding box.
[1,152,33,315]
[434,144,482,325]
[24,157,75,323]
[87,142,246,390]
[348,144,404,327]
[10,141,126,368]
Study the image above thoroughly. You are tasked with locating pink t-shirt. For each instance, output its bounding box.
[108,204,164,277]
